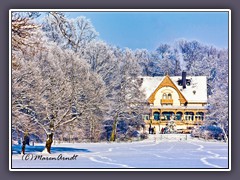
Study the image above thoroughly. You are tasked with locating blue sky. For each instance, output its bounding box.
[62,11,229,51]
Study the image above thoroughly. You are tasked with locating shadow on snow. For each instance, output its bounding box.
[12,145,91,154]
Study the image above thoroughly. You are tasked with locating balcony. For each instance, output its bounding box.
[161,99,173,105]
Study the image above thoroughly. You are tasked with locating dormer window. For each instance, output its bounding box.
[168,93,172,99]
[162,93,167,99]
[161,93,173,105]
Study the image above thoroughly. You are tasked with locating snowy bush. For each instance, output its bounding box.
[191,125,224,140]
[140,132,148,140]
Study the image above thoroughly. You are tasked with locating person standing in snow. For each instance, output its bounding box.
[149,124,152,134]
[153,126,156,134]
[161,127,164,134]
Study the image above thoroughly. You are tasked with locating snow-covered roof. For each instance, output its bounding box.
[140,75,207,103]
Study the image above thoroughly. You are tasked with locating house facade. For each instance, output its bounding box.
[140,71,208,134]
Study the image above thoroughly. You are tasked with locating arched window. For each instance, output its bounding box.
[162,112,174,120]
[196,112,204,120]
[176,112,183,120]
[184,112,194,121]
[153,112,160,120]
[168,93,172,99]
[162,93,167,99]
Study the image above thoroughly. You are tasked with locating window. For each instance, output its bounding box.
[161,93,173,105]
[162,93,167,99]
[162,112,174,120]
[143,115,150,120]
[184,112,194,121]
[153,112,160,120]
[168,93,172,99]
[176,112,183,120]
[162,93,172,99]
[196,112,204,120]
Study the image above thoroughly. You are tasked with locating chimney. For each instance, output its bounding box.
[182,71,186,89]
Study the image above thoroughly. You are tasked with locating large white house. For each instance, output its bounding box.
[140,71,208,133]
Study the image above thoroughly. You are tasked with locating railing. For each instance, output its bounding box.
[144,119,204,125]
[183,120,204,125]
[161,99,173,104]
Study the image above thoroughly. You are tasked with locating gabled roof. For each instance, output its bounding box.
[147,75,187,104]
[140,75,208,103]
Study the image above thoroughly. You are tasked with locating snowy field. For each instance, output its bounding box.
[11,136,229,170]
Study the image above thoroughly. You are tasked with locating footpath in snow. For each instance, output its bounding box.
[11,135,229,169]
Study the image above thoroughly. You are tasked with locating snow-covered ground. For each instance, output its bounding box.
[11,136,229,169]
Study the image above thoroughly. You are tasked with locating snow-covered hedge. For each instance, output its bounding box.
[191,125,225,140]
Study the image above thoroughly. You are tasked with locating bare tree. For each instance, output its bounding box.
[82,40,118,84]
[12,42,107,153]
[134,49,151,76]
[207,49,229,141]
[42,12,98,53]
[11,12,41,67]
[108,48,146,141]
[11,12,46,154]
[11,12,109,153]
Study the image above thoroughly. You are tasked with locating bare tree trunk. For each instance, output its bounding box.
[45,133,53,153]
[21,133,29,154]
[21,140,26,155]
[221,126,228,142]
[110,118,118,142]
[61,134,63,144]
[110,124,116,141]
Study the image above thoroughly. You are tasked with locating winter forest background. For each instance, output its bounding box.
[11,12,229,151]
